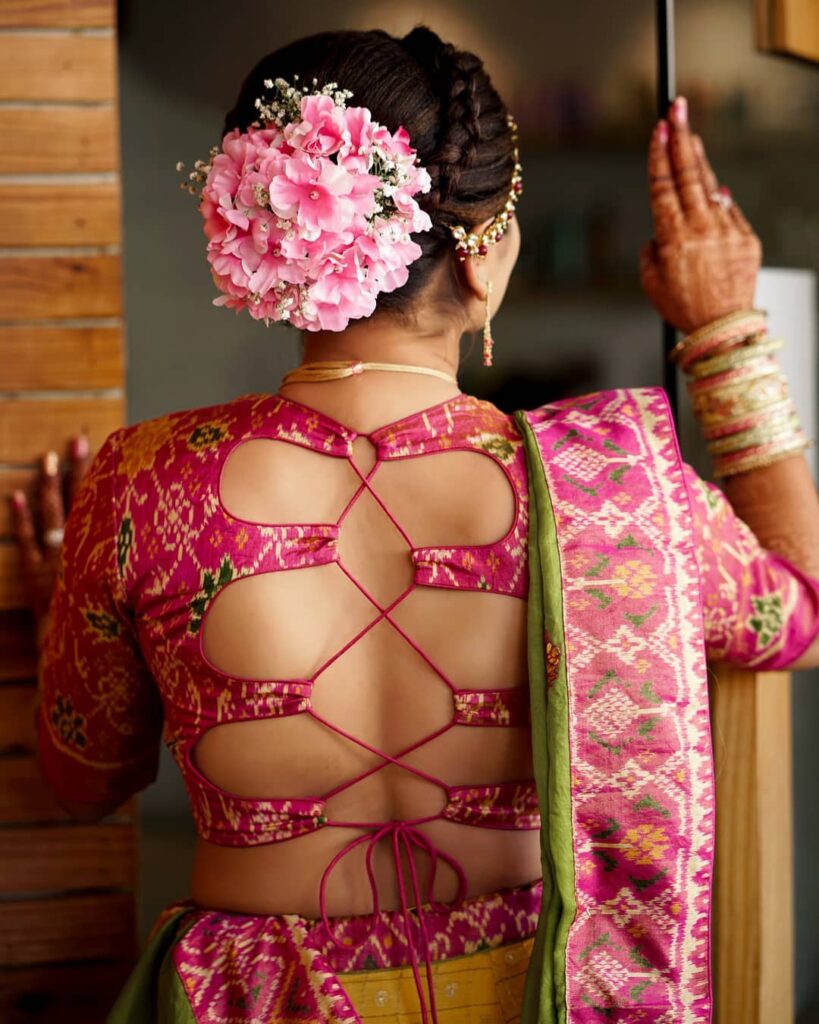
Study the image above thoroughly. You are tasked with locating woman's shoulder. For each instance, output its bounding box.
[518,386,668,424]
[110,392,266,480]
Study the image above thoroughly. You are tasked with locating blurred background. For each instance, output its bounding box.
[116,0,819,1015]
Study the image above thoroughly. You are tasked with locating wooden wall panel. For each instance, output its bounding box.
[0,757,74,824]
[0,0,114,27]
[0,398,124,464]
[0,326,123,390]
[0,961,131,1024]
[0,895,136,966]
[0,545,27,613]
[0,257,122,319]
[0,611,36,682]
[0,185,122,247]
[0,6,137,1019]
[0,109,118,173]
[711,666,795,1024]
[0,35,116,101]
[0,824,136,894]
[0,684,36,753]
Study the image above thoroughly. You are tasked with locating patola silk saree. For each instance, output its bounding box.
[54,381,819,1024]
[517,386,713,1023]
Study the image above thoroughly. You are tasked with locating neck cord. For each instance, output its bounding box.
[281,359,458,385]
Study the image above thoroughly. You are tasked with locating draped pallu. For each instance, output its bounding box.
[516,387,715,1024]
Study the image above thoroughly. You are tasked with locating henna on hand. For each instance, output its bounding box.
[9,436,91,623]
[639,96,762,334]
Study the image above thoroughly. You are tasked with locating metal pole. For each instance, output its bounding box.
[656,0,678,424]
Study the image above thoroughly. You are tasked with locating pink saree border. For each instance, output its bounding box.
[519,387,715,1023]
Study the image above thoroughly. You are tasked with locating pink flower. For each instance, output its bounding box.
[284,94,348,157]
[196,80,434,332]
[338,106,375,172]
[267,155,356,233]
[309,249,377,330]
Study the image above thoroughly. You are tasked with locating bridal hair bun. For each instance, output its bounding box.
[176,76,433,331]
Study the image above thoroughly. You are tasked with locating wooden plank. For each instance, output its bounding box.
[0,185,121,247]
[0,610,36,683]
[0,757,71,823]
[0,822,136,893]
[0,397,122,464]
[756,0,819,59]
[0,108,118,173]
[0,543,26,612]
[0,758,132,825]
[0,1,114,27]
[0,685,36,754]
[756,671,794,1022]
[0,35,116,102]
[773,0,819,61]
[0,961,132,1024]
[711,666,794,1024]
[0,893,136,965]
[0,256,122,319]
[0,326,123,391]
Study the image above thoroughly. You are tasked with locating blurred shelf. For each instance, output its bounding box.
[505,279,648,306]
[519,129,819,158]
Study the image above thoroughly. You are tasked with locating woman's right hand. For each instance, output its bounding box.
[639,95,762,334]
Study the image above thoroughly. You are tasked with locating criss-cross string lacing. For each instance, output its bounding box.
[299,439,475,1023]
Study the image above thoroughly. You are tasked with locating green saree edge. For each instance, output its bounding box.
[515,410,576,1024]
[105,907,196,1024]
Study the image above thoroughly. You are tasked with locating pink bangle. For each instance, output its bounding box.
[686,357,781,398]
[669,309,768,370]
[712,432,811,477]
[701,398,796,441]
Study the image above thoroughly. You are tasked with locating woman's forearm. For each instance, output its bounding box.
[721,454,819,579]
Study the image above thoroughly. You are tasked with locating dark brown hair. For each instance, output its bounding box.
[222,26,516,317]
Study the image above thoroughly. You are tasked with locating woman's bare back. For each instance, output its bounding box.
[191,386,541,916]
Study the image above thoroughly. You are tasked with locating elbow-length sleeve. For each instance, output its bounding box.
[36,428,163,807]
[682,462,819,670]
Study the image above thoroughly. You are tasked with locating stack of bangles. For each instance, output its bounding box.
[670,308,811,478]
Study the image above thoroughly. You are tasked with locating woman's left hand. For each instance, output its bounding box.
[639,95,762,333]
[9,437,90,622]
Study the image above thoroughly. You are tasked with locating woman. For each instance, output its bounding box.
[11,26,819,1024]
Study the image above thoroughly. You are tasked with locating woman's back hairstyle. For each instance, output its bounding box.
[221,26,518,314]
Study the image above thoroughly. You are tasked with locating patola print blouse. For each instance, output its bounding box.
[38,390,819,836]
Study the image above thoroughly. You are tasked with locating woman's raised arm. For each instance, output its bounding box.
[640,96,819,669]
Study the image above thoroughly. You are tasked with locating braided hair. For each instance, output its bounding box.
[221,26,516,317]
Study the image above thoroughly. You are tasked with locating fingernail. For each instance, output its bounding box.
[71,435,89,459]
[657,120,669,144]
[11,490,25,508]
[672,96,688,124]
[719,185,732,198]
[43,451,59,476]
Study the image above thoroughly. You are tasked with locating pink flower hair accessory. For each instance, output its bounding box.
[176,76,433,332]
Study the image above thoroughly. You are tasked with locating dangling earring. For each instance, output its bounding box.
[482,279,494,367]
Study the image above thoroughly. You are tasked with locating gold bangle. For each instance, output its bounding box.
[687,358,782,398]
[707,413,802,457]
[701,397,796,439]
[688,337,784,380]
[713,436,811,478]
[691,371,789,418]
[669,308,768,363]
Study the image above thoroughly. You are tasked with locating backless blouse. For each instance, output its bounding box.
[37,389,819,963]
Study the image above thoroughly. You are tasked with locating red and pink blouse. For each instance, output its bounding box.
[38,389,819,878]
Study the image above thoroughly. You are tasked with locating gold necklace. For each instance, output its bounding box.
[281,359,459,385]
